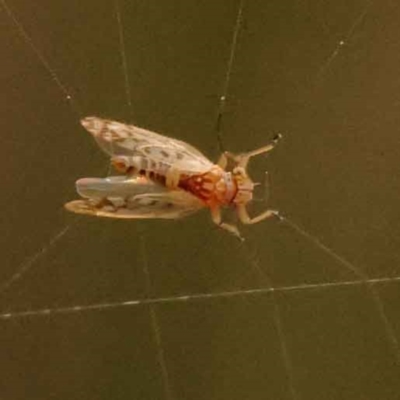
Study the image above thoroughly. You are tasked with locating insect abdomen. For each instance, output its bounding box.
[112,155,170,185]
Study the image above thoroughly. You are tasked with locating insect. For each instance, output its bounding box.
[65,117,282,238]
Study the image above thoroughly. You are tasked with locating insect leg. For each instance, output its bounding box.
[225,134,282,169]
[165,167,181,189]
[236,204,278,225]
[210,207,243,240]
[216,153,228,169]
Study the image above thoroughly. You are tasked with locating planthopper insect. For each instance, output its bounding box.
[65,117,281,239]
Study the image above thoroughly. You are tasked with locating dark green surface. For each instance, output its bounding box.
[1,1,400,399]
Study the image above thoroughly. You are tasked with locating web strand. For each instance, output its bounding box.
[215,2,300,397]
[114,1,173,395]
[241,241,299,400]
[314,0,374,85]
[0,0,80,116]
[1,274,399,320]
[0,225,71,296]
[114,0,133,112]
[215,0,245,153]
[277,213,400,365]
[140,233,174,400]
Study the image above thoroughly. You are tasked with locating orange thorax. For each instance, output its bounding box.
[179,166,237,208]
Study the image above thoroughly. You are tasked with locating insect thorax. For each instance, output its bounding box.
[179,166,238,207]
[231,167,254,205]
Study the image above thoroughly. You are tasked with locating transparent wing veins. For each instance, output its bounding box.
[81,116,214,174]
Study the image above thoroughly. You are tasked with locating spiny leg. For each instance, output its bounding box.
[210,206,243,240]
[237,204,279,225]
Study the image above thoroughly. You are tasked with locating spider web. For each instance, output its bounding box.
[1,1,400,399]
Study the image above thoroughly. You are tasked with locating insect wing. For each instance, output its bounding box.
[123,190,205,219]
[75,175,161,198]
[65,175,204,219]
[81,116,214,174]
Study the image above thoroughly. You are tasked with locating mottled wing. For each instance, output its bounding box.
[81,116,214,174]
[65,175,204,219]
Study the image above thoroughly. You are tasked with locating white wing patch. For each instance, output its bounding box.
[81,116,214,175]
[65,175,204,219]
